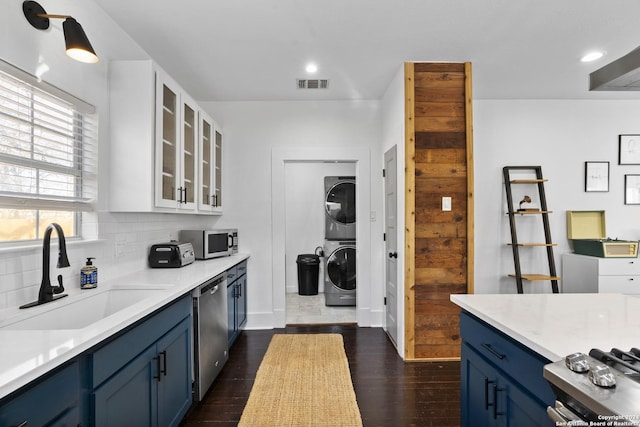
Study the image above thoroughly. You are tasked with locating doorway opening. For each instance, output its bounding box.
[271,147,372,328]
[284,162,357,324]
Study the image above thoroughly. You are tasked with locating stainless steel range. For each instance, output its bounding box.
[544,348,640,425]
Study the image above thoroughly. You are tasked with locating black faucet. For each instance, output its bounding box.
[20,223,70,309]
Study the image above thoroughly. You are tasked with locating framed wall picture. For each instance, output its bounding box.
[585,161,609,192]
[619,134,640,165]
[625,174,640,205]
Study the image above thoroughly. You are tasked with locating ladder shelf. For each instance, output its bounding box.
[503,166,560,294]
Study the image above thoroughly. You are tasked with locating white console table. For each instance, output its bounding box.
[561,253,640,294]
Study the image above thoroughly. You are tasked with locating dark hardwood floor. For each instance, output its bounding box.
[181,325,461,427]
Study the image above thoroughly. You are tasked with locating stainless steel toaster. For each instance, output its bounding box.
[148,241,195,268]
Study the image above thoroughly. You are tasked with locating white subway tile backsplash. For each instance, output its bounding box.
[6,283,40,308]
[0,211,217,310]
[0,273,20,293]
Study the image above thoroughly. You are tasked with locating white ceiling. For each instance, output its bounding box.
[92,0,640,102]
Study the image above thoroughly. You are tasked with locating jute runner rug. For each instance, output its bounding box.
[238,333,363,426]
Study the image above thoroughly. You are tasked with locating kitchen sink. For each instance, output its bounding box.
[0,287,171,330]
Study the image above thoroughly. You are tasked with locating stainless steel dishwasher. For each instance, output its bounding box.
[192,272,228,401]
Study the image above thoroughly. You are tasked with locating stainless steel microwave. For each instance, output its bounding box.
[179,229,238,259]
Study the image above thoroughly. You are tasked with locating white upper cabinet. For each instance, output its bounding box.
[154,76,198,212]
[109,60,221,214]
[198,112,223,213]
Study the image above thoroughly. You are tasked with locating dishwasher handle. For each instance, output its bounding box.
[197,273,227,296]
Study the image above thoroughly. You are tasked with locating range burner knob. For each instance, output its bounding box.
[565,352,590,373]
[588,365,616,388]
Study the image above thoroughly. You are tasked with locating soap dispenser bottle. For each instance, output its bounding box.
[81,257,98,289]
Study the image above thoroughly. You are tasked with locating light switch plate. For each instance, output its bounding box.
[442,196,452,211]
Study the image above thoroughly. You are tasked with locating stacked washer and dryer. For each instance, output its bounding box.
[323,176,356,306]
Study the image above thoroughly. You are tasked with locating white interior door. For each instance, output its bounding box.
[384,146,399,346]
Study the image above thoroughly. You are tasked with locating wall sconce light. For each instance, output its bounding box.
[22,1,99,64]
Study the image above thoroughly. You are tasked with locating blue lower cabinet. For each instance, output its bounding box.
[92,317,191,427]
[227,279,236,345]
[502,371,551,426]
[0,362,80,427]
[91,301,192,427]
[462,343,499,427]
[460,311,555,427]
[93,346,158,426]
[462,344,550,427]
[227,262,248,347]
[157,317,192,427]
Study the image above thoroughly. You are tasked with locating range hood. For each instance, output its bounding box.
[590,46,640,91]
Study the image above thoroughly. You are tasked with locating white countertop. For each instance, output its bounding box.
[0,253,249,401]
[451,293,640,362]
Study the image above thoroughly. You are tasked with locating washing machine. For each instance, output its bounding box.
[324,176,356,240]
[324,239,356,306]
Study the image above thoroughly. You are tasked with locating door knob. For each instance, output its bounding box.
[388,252,398,258]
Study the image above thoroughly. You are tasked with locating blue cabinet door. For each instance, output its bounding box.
[92,346,157,427]
[501,374,552,427]
[236,275,247,329]
[92,318,192,427]
[0,362,79,427]
[461,343,502,427]
[227,262,249,347]
[157,317,192,427]
[227,282,236,345]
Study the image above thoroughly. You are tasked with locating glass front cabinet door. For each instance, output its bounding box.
[157,78,179,208]
[214,128,222,211]
[198,112,222,213]
[155,71,197,212]
[180,94,197,211]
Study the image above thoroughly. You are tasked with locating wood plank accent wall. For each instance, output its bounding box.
[404,62,474,360]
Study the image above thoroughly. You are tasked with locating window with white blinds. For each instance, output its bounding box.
[0,60,97,241]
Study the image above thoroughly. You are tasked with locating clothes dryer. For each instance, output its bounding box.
[324,239,356,306]
[324,176,356,240]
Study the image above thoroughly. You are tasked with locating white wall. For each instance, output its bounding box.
[200,101,384,328]
[474,100,640,294]
[284,162,356,294]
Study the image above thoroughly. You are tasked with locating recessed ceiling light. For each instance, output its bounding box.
[581,51,605,62]
[305,63,318,73]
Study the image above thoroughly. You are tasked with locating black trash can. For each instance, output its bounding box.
[296,254,320,295]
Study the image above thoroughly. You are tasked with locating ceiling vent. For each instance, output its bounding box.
[297,79,329,89]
